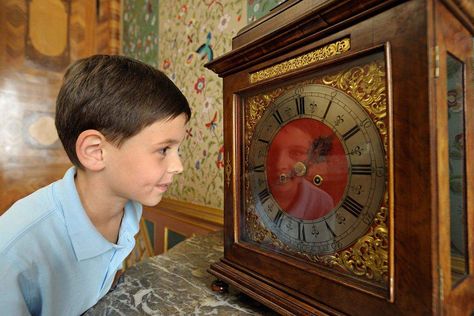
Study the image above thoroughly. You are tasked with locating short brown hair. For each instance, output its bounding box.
[55,55,191,169]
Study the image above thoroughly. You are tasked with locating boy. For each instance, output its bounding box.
[0,55,191,315]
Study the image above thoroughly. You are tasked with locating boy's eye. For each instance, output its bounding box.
[158,146,170,155]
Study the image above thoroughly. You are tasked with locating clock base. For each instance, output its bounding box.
[208,259,344,315]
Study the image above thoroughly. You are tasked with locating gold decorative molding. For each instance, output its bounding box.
[225,151,232,187]
[245,202,284,248]
[322,59,388,150]
[249,38,351,83]
[245,88,283,156]
[314,195,389,283]
[245,205,267,243]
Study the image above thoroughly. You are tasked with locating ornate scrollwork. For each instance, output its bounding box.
[245,205,267,243]
[245,203,285,248]
[322,60,387,148]
[225,152,232,187]
[245,89,283,154]
[249,38,351,83]
[246,89,283,130]
[314,201,389,283]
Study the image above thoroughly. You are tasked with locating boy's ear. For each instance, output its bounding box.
[76,130,106,171]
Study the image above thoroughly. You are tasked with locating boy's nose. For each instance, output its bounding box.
[169,155,184,174]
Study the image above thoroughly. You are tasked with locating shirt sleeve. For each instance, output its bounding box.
[0,255,35,315]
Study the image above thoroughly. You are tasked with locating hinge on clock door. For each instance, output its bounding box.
[434,45,440,78]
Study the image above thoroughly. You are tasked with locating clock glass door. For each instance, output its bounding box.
[447,53,468,285]
[436,2,473,314]
[240,49,392,297]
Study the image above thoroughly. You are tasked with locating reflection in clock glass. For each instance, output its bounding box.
[266,118,348,220]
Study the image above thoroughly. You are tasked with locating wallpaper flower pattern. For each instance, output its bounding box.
[157,1,245,209]
[122,0,160,67]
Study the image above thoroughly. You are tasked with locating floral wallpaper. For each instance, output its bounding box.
[247,0,285,23]
[158,1,245,209]
[122,0,159,67]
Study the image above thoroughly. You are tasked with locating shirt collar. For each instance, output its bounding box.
[53,167,141,261]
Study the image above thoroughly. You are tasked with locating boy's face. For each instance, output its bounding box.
[103,113,187,206]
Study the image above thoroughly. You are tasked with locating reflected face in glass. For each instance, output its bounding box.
[266,118,349,220]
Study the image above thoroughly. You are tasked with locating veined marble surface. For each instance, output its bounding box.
[85,231,277,315]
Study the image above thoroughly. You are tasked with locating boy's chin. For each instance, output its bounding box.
[140,195,163,207]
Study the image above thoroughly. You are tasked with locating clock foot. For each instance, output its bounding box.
[211,279,229,294]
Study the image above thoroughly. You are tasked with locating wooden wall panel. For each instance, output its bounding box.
[0,0,121,213]
[142,198,223,255]
[95,0,121,54]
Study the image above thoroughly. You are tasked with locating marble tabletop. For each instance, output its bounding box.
[85,231,277,315]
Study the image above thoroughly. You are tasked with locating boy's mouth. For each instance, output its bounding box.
[156,183,171,192]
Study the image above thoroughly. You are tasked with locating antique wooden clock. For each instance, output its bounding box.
[206,0,474,314]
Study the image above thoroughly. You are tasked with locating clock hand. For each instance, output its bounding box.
[307,136,333,165]
[278,136,333,184]
[278,161,306,184]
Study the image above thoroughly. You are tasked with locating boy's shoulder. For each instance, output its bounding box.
[0,182,59,252]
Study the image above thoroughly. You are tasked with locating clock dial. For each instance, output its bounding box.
[247,84,386,255]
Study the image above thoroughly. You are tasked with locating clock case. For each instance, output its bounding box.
[205,0,474,315]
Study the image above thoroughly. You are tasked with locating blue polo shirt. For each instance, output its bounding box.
[0,167,142,315]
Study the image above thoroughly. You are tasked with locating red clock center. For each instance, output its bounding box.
[266,118,349,220]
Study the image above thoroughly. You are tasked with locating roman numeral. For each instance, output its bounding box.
[295,96,305,115]
[274,210,284,228]
[325,220,337,238]
[352,164,372,175]
[253,165,264,172]
[342,125,360,141]
[273,110,284,125]
[298,221,306,242]
[323,100,332,120]
[341,196,363,218]
[258,188,270,203]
